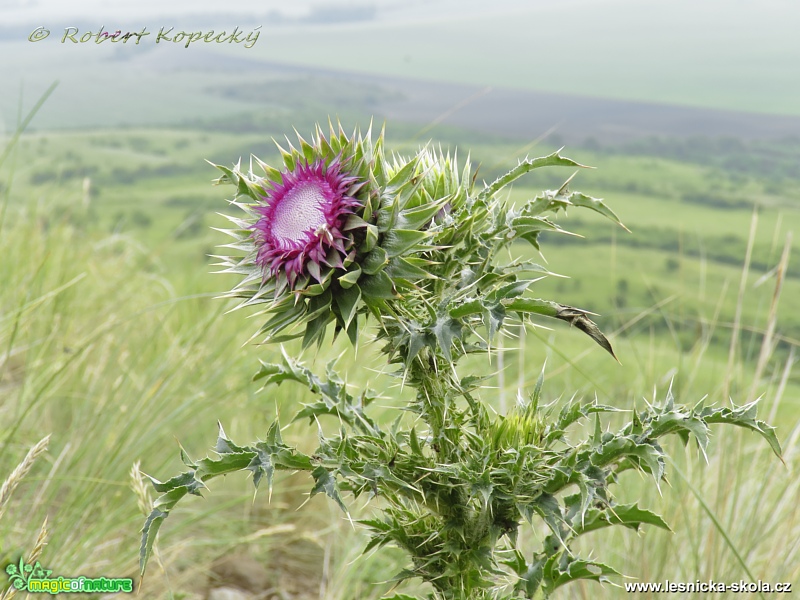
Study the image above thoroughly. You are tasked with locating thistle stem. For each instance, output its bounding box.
[409,352,452,461]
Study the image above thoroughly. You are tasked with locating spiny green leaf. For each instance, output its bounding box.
[699,401,782,459]
[513,555,545,598]
[567,192,629,231]
[304,290,333,322]
[593,437,666,485]
[397,199,448,230]
[648,409,709,459]
[339,265,362,288]
[311,466,348,513]
[362,247,389,275]
[346,315,359,346]
[211,163,237,186]
[215,422,248,455]
[485,303,506,341]
[260,301,307,338]
[362,223,379,253]
[302,313,331,350]
[146,471,204,496]
[343,214,369,231]
[505,298,616,359]
[384,154,421,196]
[407,328,434,364]
[381,229,430,258]
[334,284,361,329]
[504,297,560,318]
[432,314,462,362]
[544,555,620,594]
[486,279,538,304]
[479,151,592,200]
[360,271,396,299]
[575,502,672,535]
[196,452,255,480]
[385,257,436,280]
[139,508,168,576]
[449,298,484,319]
[246,448,274,490]
[507,215,567,237]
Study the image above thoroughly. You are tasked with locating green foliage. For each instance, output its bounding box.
[139,421,316,571]
[140,124,782,599]
[141,365,780,598]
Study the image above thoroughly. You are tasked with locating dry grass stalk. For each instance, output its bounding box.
[1,517,49,600]
[751,232,792,401]
[129,460,153,516]
[724,207,758,399]
[0,435,50,521]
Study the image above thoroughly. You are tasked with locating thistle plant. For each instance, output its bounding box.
[140,122,782,599]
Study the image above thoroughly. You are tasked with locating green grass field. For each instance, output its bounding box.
[1,97,799,599]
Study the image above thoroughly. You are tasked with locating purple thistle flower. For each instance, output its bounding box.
[253,158,363,287]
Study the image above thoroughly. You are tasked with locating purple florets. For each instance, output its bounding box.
[253,159,362,287]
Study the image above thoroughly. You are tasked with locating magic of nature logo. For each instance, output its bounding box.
[4,557,133,594]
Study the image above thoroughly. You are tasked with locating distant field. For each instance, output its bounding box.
[6,124,800,373]
[241,0,800,117]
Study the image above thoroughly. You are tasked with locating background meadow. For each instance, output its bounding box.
[1,1,799,598]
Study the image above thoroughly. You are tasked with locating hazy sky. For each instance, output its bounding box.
[0,0,310,22]
[0,0,542,24]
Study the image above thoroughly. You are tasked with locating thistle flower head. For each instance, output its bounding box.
[213,121,623,358]
[253,158,361,287]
